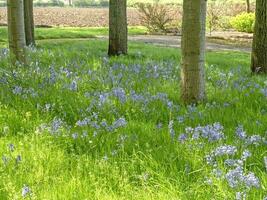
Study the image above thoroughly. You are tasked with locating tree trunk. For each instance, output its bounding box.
[69,0,72,6]
[108,0,128,56]
[24,0,35,46]
[181,0,207,104]
[251,0,267,73]
[7,0,27,64]
[246,0,251,13]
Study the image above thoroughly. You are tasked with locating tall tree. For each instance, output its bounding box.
[7,0,27,64]
[108,0,128,56]
[251,0,267,73]
[24,0,35,46]
[181,0,207,103]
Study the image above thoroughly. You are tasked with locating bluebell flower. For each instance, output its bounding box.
[113,87,126,103]
[213,145,237,157]
[72,133,78,139]
[2,155,8,165]
[8,143,15,152]
[12,86,23,95]
[236,192,246,200]
[236,125,247,140]
[16,155,22,163]
[112,117,127,129]
[22,185,31,198]
[168,120,175,139]
[241,149,251,161]
[70,79,78,91]
[243,172,260,188]
[246,135,262,146]
[225,166,243,188]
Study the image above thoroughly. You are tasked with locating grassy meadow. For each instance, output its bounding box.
[0,29,266,200]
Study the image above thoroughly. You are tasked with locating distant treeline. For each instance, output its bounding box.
[0,0,256,8]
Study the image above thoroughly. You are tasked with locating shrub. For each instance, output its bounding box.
[73,0,109,7]
[34,0,65,7]
[218,16,232,31]
[230,12,255,33]
[135,3,173,33]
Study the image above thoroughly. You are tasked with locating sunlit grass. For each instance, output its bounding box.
[0,39,266,199]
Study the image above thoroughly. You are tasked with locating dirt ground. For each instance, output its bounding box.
[0,7,142,27]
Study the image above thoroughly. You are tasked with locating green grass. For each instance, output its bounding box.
[0,26,147,43]
[0,39,266,200]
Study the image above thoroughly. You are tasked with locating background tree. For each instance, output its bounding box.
[68,0,73,6]
[108,0,128,56]
[181,0,207,103]
[7,0,27,63]
[24,0,35,46]
[246,0,251,13]
[251,0,267,73]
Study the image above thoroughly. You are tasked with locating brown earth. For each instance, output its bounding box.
[0,7,143,27]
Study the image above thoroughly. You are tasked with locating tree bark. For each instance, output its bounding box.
[251,0,267,73]
[181,0,207,104]
[108,0,128,56]
[246,0,251,13]
[7,0,27,64]
[69,0,73,6]
[24,0,35,46]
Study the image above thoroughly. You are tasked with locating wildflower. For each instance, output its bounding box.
[241,149,251,161]
[246,135,262,146]
[225,166,243,188]
[8,143,15,152]
[22,185,31,198]
[76,117,90,127]
[224,159,242,167]
[236,192,246,200]
[177,116,184,123]
[168,120,175,139]
[50,118,64,134]
[178,134,187,143]
[2,155,8,165]
[99,93,109,104]
[113,87,126,103]
[12,86,23,95]
[72,133,78,139]
[93,131,98,137]
[204,177,213,185]
[81,131,88,138]
[70,79,78,91]
[156,122,163,129]
[112,117,127,129]
[235,125,247,140]
[212,168,223,178]
[242,172,260,188]
[213,145,237,157]
[261,88,267,97]
[103,155,108,161]
[16,155,22,163]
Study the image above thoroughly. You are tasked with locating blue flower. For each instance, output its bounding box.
[22,185,31,198]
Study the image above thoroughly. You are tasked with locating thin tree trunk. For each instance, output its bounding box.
[24,0,35,46]
[108,0,128,56]
[246,0,251,13]
[251,0,267,73]
[181,0,207,104]
[7,0,27,64]
[69,0,72,6]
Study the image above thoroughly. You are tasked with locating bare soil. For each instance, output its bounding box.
[0,7,142,27]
